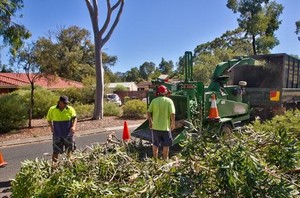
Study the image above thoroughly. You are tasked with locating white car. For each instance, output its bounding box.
[106,93,122,106]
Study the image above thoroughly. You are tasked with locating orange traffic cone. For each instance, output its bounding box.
[122,121,130,141]
[0,151,8,168]
[207,94,220,121]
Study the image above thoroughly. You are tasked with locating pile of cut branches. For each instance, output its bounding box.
[12,111,300,197]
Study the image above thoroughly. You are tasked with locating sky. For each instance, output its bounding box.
[1,0,300,73]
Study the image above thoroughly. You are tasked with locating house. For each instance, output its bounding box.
[158,74,169,82]
[107,82,138,92]
[0,73,84,94]
[137,81,152,91]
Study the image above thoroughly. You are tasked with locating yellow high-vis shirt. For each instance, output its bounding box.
[148,96,175,131]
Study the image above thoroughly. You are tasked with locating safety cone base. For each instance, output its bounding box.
[207,116,220,122]
[0,151,8,168]
[0,161,8,168]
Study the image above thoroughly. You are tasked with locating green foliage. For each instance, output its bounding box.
[252,110,300,171]
[0,0,31,56]
[15,88,58,119]
[124,96,130,104]
[122,99,147,118]
[158,58,174,75]
[125,67,142,82]
[0,92,28,133]
[34,26,117,82]
[296,20,300,41]
[11,111,300,197]
[227,0,283,54]
[55,87,83,104]
[31,89,58,118]
[193,28,252,84]
[139,61,155,81]
[103,102,122,116]
[114,84,127,91]
[73,103,94,120]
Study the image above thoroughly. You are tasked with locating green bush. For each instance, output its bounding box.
[81,86,95,104]
[55,87,96,104]
[55,87,83,104]
[73,103,94,120]
[16,88,59,119]
[104,102,122,116]
[122,99,146,118]
[0,93,28,133]
[124,96,130,104]
[114,84,127,91]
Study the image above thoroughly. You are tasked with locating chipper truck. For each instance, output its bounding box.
[132,51,258,144]
[229,53,300,120]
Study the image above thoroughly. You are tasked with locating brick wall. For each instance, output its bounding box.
[114,90,148,103]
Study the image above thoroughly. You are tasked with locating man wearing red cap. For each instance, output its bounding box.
[147,85,175,160]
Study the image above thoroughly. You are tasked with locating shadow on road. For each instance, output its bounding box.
[0,180,11,188]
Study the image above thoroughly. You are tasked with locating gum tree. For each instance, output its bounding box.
[296,20,300,41]
[227,0,283,55]
[85,0,125,120]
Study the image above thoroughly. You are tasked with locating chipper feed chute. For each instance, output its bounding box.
[131,95,190,145]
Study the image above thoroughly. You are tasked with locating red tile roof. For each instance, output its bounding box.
[0,73,83,89]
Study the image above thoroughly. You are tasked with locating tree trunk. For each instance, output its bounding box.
[252,34,257,55]
[29,82,34,128]
[92,38,104,120]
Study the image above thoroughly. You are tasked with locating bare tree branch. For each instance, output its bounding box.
[99,0,112,37]
[103,0,124,44]
[85,0,99,35]
[112,0,122,11]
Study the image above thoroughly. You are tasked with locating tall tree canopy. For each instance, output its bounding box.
[296,20,300,42]
[193,28,252,84]
[0,0,31,55]
[125,67,142,82]
[227,0,283,55]
[33,26,116,82]
[158,58,174,75]
[139,61,155,80]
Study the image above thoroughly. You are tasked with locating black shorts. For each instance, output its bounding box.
[151,130,173,147]
[53,136,76,154]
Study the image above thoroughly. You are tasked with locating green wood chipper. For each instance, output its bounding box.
[132,51,257,145]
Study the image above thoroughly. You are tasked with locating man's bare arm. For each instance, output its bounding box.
[171,113,175,131]
[71,117,77,134]
[147,112,153,129]
[48,121,54,133]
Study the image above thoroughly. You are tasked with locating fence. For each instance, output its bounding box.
[114,90,148,103]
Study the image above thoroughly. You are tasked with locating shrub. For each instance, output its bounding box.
[0,93,28,133]
[124,96,130,104]
[114,84,127,91]
[122,99,146,118]
[16,88,59,119]
[104,102,122,116]
[54,87,83,104]
[73,103,94,120]
[81,87,95,104]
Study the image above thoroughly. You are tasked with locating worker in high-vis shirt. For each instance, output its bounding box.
[47,96,77,166]
[147,85,175,160]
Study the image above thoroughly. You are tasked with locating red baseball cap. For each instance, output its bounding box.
[157,85,168,94]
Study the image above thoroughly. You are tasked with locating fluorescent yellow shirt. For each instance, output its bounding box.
[148,96,175,131]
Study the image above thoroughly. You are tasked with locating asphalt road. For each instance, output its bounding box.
[0,129,124,185]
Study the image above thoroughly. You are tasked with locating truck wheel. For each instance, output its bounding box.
[221,123,232,137]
